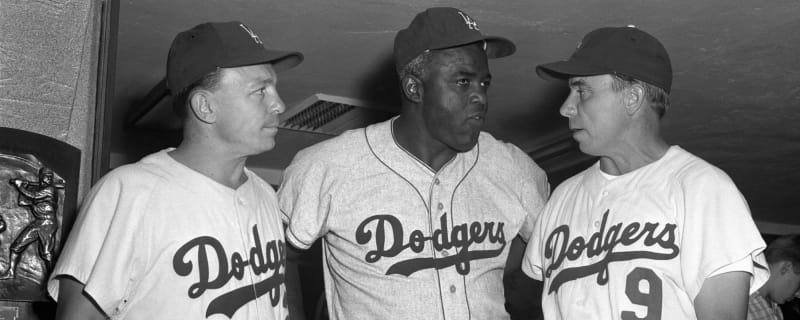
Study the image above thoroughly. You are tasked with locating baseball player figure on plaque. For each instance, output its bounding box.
[0,127,80,319]
[279,7,550,320]
[2,167,65,280]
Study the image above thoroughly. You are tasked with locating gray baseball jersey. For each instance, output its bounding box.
[278,117,549,320]
[522,146,768,319]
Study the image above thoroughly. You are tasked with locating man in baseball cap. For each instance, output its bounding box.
[279,7,549,319]
[48,21,302,319]
[521,26,769,319]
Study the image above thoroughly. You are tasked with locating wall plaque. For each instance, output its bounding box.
[0,127,80,318]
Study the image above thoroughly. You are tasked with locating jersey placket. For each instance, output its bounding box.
[232,184,263,319]
[428,172,469,320]
[565,173,615,312]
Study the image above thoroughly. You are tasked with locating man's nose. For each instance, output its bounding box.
[271,94,286,114]
[560,95,577,118]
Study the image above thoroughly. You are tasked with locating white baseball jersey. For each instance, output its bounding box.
[278,117,549,320]
[522,146,769,319]
[48,149,289,320]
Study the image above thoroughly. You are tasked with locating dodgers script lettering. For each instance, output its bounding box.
[544,210,679,294]
[173,225,286,318]
[355,213,506,276]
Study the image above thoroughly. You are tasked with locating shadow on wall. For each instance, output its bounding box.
[354,48,402,115]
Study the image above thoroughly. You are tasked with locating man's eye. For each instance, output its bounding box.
[480,80,491,88]
[457,79,470,86]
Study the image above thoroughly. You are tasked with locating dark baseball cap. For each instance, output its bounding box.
[536,26,672,93]
[166,21,303,94]
[394,7,516,72]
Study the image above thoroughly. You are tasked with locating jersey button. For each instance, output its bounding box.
[594,221,600,227]
[441,250,450,257]
[434,178,440,185]
[238,197,246,205]
[449,285,456,293]
[437,203,444,210]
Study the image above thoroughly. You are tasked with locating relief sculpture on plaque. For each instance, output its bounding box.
[0,127,80,307]
[2,167,65,280]
[0,159,66,301]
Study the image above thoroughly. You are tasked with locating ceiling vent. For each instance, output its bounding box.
[127,80,397,136]
[279,93,396,136]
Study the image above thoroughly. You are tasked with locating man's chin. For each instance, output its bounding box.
[454,141,478,152]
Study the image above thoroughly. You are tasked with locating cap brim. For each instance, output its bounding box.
[483,36,516,59]
[223,49,304,72]
[536,59,610,82]
[269,50,304,72]
[430,36,516,59]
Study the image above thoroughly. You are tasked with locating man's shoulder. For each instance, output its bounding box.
[301,127,367,155]
[663,146,733,184]
[291,125,377,168]
[94,151,174,190]
[477,131,543,172]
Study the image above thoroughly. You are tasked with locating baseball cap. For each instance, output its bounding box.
[536,26,672,93]
[166,21,304,94]
[394,7,516,72]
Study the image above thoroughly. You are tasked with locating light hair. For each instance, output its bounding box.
[609,73,670,118]
[172,68,224,119]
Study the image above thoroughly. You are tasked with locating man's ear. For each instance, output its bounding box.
[188,90,216,124]
[402,75,423,103]
[624,84,645,116]
[781,261,794,274]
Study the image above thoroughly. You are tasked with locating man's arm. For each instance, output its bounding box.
[285,240,306,320]
[54,276,108,320]
[504,236,544,319]
[504,236,526,276]
[693,271,750,320]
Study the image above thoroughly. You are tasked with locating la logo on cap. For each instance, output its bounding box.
[457,11,479,31]
[238,23,263,45]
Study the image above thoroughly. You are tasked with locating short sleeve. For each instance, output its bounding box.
[513,147,550,242]
[521,212,546,281]
[47,169,151,315]
[678,168,768,299]
[277,148,335,250]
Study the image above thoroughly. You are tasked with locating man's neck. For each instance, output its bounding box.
[169,141,248,189]
[392,115,457,172]
[599,132,670,175]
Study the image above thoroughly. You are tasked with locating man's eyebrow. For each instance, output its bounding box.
[452,70,492,80]
[247,76,276,89]
[568,78,586,87]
